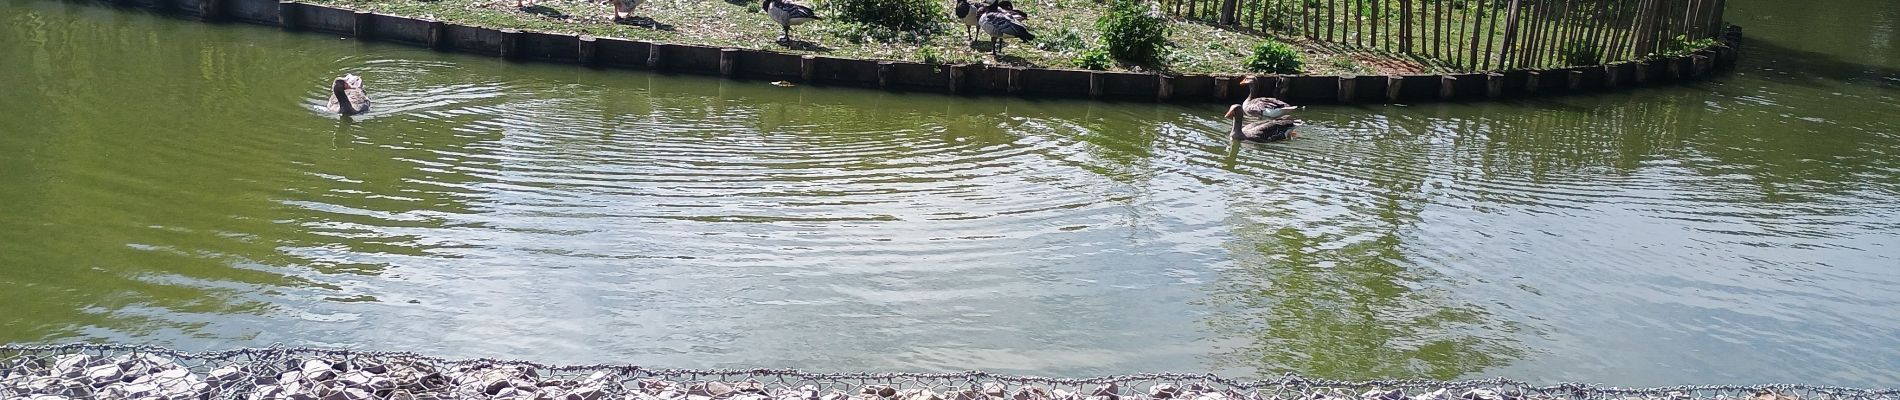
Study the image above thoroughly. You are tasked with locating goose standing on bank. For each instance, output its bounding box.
[1226,104,1300,142]
[978,3,1033,55]
[326,73,370,115]
[763,0,821,43]
[1237,76,1299,119]
[954,0,985,44]
[608,0,643,22]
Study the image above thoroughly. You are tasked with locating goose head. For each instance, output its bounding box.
[1239,76,1256,87]
[760,0,773,11]
[342,73,363,89]
[1224,104,1242,119]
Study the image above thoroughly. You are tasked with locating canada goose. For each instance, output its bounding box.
[954,0,985,44]
[978,5,1033,55]
[1238,76,1299,119]
[1226,104,1300,142]
[763,0,821,43]
[326,73,370,115]
[609,0,643,21]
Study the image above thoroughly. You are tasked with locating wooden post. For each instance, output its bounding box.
[1157,74,1174,101]
[1467,0,1487,69]
[277,1,298,30]
[877,61,895,88]
[647,43,664,69]
[1568,69,1584,89]
[1219,0,1237,26]
[1667,56,1683,79]
[1088,72,1104,97]
[198,0,222,21]
[1485,73,1503,98]
[1439,75,1456,99]
[1497,0,1523,70]
[1399,0,1412,54]
[1214,76,1232,101]
[1384,75,1403,102]
[578,36,599,66]
[1524,71,1540,95]
[1272,76,1290,98]
[1006,67,1023,94]
[353,11,372,39]
[720,48,739,76]
[1337,76,1356,103]
[1633,61,1649,83]
[800,55,816,81]
[1602,63,1619,87]
[948,64,964,94]
[427,20,446,50]
[1692,54,1710,76]
[499,29,521,59]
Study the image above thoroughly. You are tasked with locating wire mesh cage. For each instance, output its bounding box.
[2,344,1894,400]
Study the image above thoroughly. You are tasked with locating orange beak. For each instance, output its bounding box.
[1223,105,1240,119]
[1239,76,1255,87]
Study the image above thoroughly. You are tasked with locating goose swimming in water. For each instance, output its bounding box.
[763,0,821,43]
[977,2,1033,55]
[1226,104,1300,142]
[326,73,370,115]
[1237,76,1299,119]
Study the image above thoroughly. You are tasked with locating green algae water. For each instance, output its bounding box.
[3,0,1898,387]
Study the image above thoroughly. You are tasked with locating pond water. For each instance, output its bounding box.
[2,0,1898,388]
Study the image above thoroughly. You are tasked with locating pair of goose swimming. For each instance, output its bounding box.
[323,74,1305,143]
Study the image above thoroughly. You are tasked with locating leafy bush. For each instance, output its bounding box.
[1647,34,1719,59]
[1075,47,1113,70]
[1243,39,1304,74]
[1096,0,1171,63]
[827,0,941,32]
[915,46,944,64]
[1559,39,1601,66]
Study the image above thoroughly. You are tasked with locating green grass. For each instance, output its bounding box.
[306,0,1407,74]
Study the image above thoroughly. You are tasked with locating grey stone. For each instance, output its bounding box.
[567,384,607,400]
[1151,385,1181,399]
[1412,389,1448,400]
[861,385,897,399]
[983,383,1009,399]
[818,389,851,400]
[51,355,94,378]
[1461,390,1501,400]
[1013,387,1052,400]
[385,389,417,400]
[735,380,768,394]
[692,382,736,398]
[1365,390,1403,400]
[84,364,124,385]
[247,384,284,400]
[319,387,374,400]
[208,366,247,388]
[900,389,943,400]
[302,361,339,383]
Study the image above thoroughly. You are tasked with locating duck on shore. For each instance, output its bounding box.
[763,0,821,43]
[608,0,643,22]
[326,73,369,115]
[1226,104,1300,142]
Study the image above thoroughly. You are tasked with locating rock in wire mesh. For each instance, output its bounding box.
[2,344,1896,400]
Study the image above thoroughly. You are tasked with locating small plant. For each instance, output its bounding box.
[1243,39,1304,74]
[1076,47,1113,70]
[1328,55,1370,74]
[915,46,944,64]
[827,0,941,32]
[1097,0,1171,64]
[1038,27,1089,53]
[1648,34,1719,59]
[1559,39,1601,66]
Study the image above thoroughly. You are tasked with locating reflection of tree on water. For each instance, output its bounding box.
[1198,112,1525,380]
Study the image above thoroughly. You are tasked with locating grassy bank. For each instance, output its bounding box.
[305,0,1425,75]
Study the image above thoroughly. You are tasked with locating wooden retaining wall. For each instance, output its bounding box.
[103,0,1743,105]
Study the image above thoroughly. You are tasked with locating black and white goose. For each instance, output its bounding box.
[763,0,821,43]
[977,3,1033,55]
[1237,76,1299,119]
[326,73,370,115]
[954,0,985,44]
[1226,104,1300,142]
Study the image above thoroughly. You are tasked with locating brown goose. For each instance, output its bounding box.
[1237,76,1298,119]
[326,73,369,115]
[1226,104,1300,142]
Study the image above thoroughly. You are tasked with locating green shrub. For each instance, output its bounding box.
[1075,47,1113,70]
[1096,0,1171,64]
[827,0,941,32]
[1647,34,1719,59]
[915,46,944,64]
[1559,39,1601,66]
[1243,39,1304,74]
